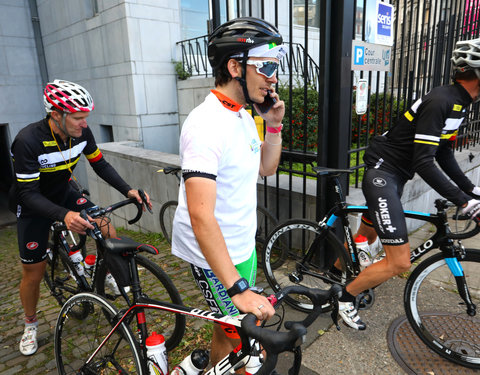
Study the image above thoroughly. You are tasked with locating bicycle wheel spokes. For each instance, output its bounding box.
[55,293,141,374]
[405,250,480,368]
[263,220,349,312]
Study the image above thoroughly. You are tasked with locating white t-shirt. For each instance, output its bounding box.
[171,91,262,269]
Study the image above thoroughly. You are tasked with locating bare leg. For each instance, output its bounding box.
[93,218,116,238]
[346,243,411,296]
[20,261,47,317]
[211,324,245,374]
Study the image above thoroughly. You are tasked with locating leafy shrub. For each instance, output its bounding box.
[276,83,319,152]
[351,92,406,146]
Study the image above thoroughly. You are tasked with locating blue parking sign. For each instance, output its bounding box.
[354,46,365,65]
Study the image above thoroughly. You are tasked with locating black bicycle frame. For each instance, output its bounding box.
[325,197,477,315]
[49,225,90,291]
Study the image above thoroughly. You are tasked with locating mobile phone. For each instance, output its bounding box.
[256,90,277,114]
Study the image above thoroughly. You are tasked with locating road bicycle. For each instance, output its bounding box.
[262,166,480,369]
[44,191,186,349]
[158,166,278,251]
[54,232,342,375]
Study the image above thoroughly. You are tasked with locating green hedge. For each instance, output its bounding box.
[351,92,405,145]
[274,85,406,151]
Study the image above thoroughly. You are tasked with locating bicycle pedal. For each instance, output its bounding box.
[355,289,375,310]
[289,272,303,283]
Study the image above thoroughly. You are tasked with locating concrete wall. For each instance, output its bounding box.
[177,77,213,129]
[36,0,181,153]
[86,142,480,237]
[0,0,44,140]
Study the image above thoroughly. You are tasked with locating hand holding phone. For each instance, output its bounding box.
[256,90,277,114]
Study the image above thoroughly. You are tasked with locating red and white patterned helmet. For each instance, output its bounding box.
[44,79,95,113]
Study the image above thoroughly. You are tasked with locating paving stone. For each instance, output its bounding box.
[0,365,22,375]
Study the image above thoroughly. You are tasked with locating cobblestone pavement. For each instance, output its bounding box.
[0,224,276,375]
[0,224,216,375]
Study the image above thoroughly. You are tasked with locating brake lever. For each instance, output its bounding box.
[79,209,102,240]
[138,189,152,214]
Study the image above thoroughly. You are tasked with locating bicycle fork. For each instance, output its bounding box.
[443,243,477,316]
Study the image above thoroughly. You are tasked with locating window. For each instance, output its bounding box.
[85,0,99,19]
[293,0,320,28]
[181,0,209,39]
[100,125,114,143]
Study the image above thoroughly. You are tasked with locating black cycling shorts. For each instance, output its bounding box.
[16,189,96,264]
[361,168,409,246]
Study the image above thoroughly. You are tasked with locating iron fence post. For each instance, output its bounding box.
[323,0,354,227]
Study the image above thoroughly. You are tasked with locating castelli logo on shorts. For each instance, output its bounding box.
[372,177,387,187]
[76,197,87,205]
[26,242,39,250]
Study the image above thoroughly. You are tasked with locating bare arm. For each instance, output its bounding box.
[185,177,274,320]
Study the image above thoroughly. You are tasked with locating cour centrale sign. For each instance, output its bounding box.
[351,40,391,72]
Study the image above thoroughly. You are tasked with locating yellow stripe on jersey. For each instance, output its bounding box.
[85,148,101,160]
[404,111,414,121]
[42,140,57,147]
[40,159,80,172]
[441,131,458,139]
[17,177,40,182]
[414,140,439,146]
[453,104,462,111]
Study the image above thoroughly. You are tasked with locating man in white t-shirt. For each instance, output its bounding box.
[171,17,286,367]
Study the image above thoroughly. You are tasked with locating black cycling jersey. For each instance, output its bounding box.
[10,117,131,220]
[363,82,474,206]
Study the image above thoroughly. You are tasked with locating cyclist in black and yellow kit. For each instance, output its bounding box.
[9,80,152,355]
[337,39,480,330]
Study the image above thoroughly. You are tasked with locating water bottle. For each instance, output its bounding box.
[84,254,96,278]
[68,249,85,276]
[146,332,168,375]
[244,354,262,374]
[355,234,372,267]
[170,349,209,375]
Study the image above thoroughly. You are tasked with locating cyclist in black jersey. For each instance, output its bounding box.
[336,39,480,330]
[9,79,152,355]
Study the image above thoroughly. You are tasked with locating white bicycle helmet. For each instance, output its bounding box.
[451,38,480,80]
[44,79,94,113]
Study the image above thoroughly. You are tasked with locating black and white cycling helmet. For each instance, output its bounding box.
[207,17,284,70]
[451,38,480,80]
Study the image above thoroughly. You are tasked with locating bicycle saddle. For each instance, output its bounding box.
[104,236,159,255]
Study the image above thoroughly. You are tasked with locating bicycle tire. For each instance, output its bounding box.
[159,200,178,244]
[404,249,480,369]
[96,254,186,351]
[255,205,278,262]
[55,292,143,374]
[262,219,352,312]
[43,241,90,320]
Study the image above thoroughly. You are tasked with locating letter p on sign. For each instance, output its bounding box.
[354,46,364,65]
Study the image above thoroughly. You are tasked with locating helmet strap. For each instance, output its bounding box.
[51,112,71,140]
[234,52,255,105]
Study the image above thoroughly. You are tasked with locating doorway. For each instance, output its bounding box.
[0,124,15,226]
